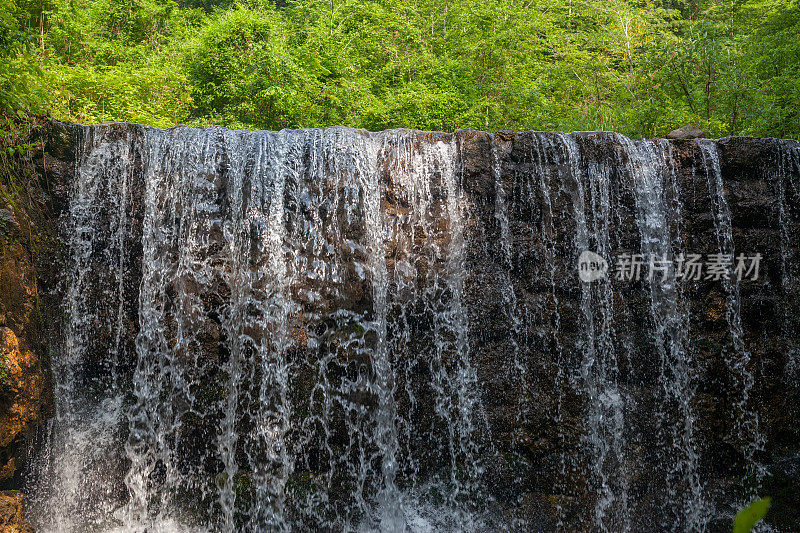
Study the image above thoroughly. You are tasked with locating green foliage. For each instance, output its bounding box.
[0,0,796,137]
[48,62,193,127]
[0,0,44,114]
[187,5,321,129]
[733,497,770,533]
[0,354,8,384]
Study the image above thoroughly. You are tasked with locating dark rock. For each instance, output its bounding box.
[6,120,800,530]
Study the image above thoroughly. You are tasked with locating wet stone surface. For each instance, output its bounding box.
[8,122,800,532]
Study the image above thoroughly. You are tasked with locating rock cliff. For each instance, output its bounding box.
[2,121,799,531]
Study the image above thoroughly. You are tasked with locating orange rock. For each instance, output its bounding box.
[0,491,34,533]
[0,327,43,465]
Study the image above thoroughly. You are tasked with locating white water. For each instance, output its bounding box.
[626,138,705,530]
[27,126,792,532]
[700,142,765,495]
[32,126,491,532]
[566,134,630,532]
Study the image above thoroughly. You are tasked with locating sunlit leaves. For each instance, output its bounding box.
[733,497,770,533]
[1,0,798,138]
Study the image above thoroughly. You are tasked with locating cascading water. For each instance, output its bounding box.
[32,126,492,532]
[32,125,140,532]
[26,125,800,532]
[700,142,765,496]
[568,134,630,532]
[778,141,800,382]
[625,138,705,530]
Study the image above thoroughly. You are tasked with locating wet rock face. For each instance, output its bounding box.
[21,123,800,531]
[463,133,800,530]
[0,328,44,460]
[0,490,34,533]
[0,118,71,531]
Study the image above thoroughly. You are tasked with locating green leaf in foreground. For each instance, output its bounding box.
[733,497,771,533]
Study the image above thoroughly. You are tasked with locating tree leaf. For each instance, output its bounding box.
[733,497,771,533]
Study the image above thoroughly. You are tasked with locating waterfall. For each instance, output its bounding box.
[27,125,800,532]
[625,138,704,530]
[31,125,140,531]
[700,142,765,497]
[31,126,492,532]
[778,141,800,382]
[568,134,630,532]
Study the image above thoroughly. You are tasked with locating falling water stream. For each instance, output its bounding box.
[626,139,705,530]
[27,126,797,532]
[700,143,765,485]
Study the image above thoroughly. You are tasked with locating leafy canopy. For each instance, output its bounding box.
[2,0,798,138]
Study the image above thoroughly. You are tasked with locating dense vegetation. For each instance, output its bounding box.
[1,0,798,137]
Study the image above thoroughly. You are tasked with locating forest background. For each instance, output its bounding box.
[1,0,797,138]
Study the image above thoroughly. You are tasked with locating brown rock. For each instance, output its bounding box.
[0,457,15,481]
[666,124,706,139]
[0,242,36,337]
[0,491,34,533]
[0,327,44,469]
